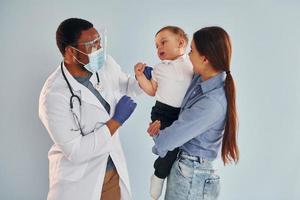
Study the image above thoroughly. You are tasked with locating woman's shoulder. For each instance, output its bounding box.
[203,88,227,113]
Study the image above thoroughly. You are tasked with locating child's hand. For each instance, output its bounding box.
[134,62,146,77]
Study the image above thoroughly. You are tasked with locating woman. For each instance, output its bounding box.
[147,26,239,200]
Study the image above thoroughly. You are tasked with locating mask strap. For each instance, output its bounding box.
[71,46,88,66]
[72,55,87,66]
[71,46,88,56]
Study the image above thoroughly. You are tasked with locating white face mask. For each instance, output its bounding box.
[72,47,106,73]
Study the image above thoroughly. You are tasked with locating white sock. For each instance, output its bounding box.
[150,174,165,200]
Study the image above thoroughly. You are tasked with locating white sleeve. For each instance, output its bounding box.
[107,55,143,97]
[152,64,159,82]
[39,90,112,164]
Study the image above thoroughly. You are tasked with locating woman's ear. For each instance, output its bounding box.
[203,57,210,65]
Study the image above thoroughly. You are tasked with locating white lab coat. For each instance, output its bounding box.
[39,55,142,200]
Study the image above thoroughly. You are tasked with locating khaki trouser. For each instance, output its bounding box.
[100,169,121,200]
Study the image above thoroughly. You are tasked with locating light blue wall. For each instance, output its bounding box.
[1,0,299,199]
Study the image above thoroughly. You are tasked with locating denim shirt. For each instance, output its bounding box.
[153,72,227,160]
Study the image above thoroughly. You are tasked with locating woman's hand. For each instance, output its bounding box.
[147,120,161,137]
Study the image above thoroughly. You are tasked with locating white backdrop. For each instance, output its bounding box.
[1,0,300,199]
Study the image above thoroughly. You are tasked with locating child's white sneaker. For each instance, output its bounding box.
[150,174,165,200]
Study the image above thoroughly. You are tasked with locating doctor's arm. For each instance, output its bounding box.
[107,55,143,96]
[105,119,120,135]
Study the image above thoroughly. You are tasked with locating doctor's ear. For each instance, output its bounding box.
[65,46,74,55]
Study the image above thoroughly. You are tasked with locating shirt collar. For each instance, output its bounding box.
[74,73,92,85]
[161,54,187,65]
[195,71,226,94]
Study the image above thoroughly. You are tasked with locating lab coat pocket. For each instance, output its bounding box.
[59,159,88,181]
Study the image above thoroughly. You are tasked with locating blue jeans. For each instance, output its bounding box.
[165,152,220,200]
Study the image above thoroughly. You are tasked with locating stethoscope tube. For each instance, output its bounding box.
[61,62,82,109]
[60,62,100,109]
[60,62,100,136]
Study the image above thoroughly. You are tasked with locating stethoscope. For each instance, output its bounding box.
[60,62,103,136]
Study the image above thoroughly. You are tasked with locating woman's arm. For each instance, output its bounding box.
[152,96,225,157]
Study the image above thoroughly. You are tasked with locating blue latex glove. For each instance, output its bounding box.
[143,66,153,80]
[112,95,137,125]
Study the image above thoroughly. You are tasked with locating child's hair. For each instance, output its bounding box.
[156,26,188,47]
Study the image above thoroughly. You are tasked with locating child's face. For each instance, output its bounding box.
[155,30,185,60]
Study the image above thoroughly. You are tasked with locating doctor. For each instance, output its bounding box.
[39,18,142,200]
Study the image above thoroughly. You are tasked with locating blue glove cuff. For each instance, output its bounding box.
[112,115,124,125]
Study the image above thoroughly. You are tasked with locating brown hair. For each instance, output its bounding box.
[193,26,239,164]
[156,26,188,47]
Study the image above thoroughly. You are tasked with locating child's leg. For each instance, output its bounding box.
[150,101,181,199]
[150,174,164,200]
[154,148,179,178]
[150,148,179,199]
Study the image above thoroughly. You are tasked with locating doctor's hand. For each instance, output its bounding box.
[112,95,137,125]
[147,120,161,137]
